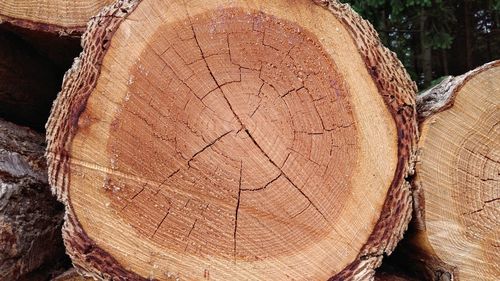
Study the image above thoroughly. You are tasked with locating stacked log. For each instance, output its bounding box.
[44,0,418,279]
[413,61,499,281]
[0,119,66,280]
[0,0,498,280]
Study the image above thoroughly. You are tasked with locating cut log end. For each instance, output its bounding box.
[105,6,361,262]
[416,60,500,280]
[46,0,417,280]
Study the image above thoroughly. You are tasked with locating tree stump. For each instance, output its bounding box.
[0,119,65,280]
[46,0,418,280]
[415,60,500,280]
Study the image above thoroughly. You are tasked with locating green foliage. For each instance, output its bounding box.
[343,0,456,50]
[340,0,499,88]
[494,0,500,11]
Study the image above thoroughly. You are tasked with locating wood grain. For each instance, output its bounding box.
[46,0,418,280]
[0,0,114,35]
[416,60,500,280]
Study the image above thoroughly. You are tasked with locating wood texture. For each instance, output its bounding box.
[46,0,418,280]
[0,0,114,35]
[0,119,65,280]
[415,60,500,280]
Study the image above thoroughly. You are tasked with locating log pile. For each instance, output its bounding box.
[0,119,67,280]
[0,0,497,280]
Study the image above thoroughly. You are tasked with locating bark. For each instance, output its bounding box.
[417,60,499,120]
[46,0,418,280]
[0,118,66,280]
[412,60,500,281]
[53,269,90,281]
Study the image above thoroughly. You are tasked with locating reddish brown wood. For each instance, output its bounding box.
[46,0,418,280]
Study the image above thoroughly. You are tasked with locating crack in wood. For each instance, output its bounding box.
[243,128,328,222]
[154,168,181,194]
[187,219,198,238]
[152,206,171,238]
[107,11,355,253]
[233,161,242,260]
[461,197,500,216]
[241,174,281,192]
[290,202,311,219]
[187,130,233,167]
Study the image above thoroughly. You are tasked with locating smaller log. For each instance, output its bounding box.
[0,118,65,280]
[410,60,500,280]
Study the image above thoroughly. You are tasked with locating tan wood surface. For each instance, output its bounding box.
[417,61,500,281]
[46,0,418,280]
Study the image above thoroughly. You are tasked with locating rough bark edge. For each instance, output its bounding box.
[46,0,418,280]
[398,180,458,281]
[0,119,66,280]
[370,179,457,281]
[45,1,144,280]
[314,1,418,280]
[416,60,500,121]
[409,60,500,280]
[0,14,85,37]
[53,268,89,281]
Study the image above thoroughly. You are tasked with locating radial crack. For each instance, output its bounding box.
[152,207,171,238]
[484,197,500,204]
[241,174,281,192]
[187,130,233,166]
[155,168,181,194]
[291,202,311,219]
[221,93,244,127]
[233,161,242,259]
[187,219,198,238]
[283,173,328,222]
[243,129,328,221]
[462,198,500,216]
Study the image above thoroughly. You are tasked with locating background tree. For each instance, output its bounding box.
[341,0,500,89]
